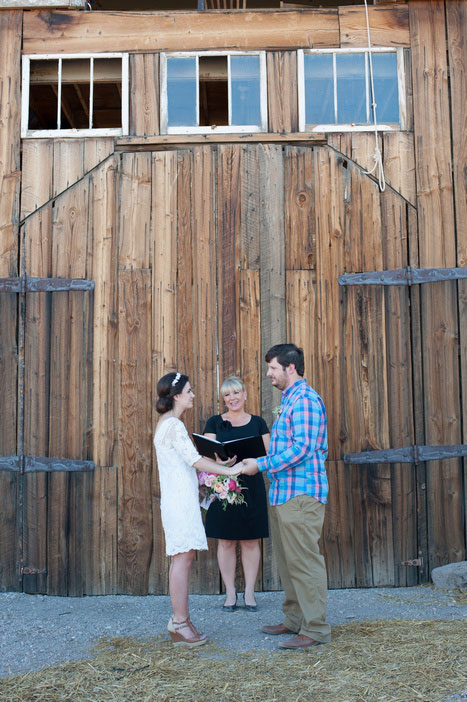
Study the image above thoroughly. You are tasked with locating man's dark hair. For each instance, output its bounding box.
[265,344,304,376]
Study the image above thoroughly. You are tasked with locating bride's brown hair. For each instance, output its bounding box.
[156,372,189,414]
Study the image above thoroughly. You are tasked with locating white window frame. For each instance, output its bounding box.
[297,47,406,133]
[21,52,129,138]
[160,50,268,134]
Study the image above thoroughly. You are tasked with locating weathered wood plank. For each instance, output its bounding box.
[267,51,298,134]
[322,460,356,588]
[23,9,339,54]
[259,144,285,592]
[190,146,219,594]
[284,146,314,270]
[116,134,326,149]
[239,145,260,270]
[89,156,119,468]
[383,132,416,206]
[339,4,409,47]
[350,463,395,587]
[118,153,151,270]
[0,288,19,592]
[217,145,241,381]
[53,140,85,199]
[150,149,178,593]
[0,10,21,278]
[381,190,417,585]
[21,141,54,220]
[130,53,160,137]
[313,147,345,461]
[409,0,456,269]
[117,269,153,595]
[238,270,261,417]
[83,467,117,595]
[286,270,316,394]
[446,0,466,268]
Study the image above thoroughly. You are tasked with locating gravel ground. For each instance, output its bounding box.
[1,586,466,679]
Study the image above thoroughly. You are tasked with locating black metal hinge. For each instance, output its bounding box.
[339,266,467,286]
[0,275,94,293]
[344,444,467,464]
[0,456,95,473]
[18,564,48,577]
[401,558,423,567]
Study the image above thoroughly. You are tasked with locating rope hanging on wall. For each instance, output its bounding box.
[363,0,386,192]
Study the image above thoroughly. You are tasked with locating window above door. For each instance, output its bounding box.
[298,48,406,133]
[160,51,267,134]
[21,53,129,138]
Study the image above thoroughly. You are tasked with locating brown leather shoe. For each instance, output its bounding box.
[278,634,322,650]
[261,623,297,635]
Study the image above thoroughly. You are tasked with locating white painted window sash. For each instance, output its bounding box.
[161,50,267,135]
[299,47,403,133]
[22,52,129,138]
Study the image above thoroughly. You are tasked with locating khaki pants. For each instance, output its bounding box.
[270,494,331,643]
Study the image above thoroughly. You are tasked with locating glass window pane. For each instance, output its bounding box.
[29,59,59,130]
[230,55,261,126]
[371,52,399,124]
[167,57,197,127]
[304,53,334,124]
[336,53,366,124]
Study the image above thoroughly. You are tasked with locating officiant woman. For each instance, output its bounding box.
[204,376,270,611]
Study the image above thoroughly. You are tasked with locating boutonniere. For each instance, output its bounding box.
[272,406,282,417]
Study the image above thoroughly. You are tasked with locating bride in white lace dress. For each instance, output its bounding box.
[154,371,241,647]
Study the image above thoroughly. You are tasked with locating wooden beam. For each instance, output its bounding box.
[23,9,339,54]
[1,1,85,7]
[339,4,409,48]
[115,133,326,150]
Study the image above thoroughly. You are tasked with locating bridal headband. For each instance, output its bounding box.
[171,372,181,387]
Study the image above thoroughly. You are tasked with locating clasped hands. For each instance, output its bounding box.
[213,454,259,477]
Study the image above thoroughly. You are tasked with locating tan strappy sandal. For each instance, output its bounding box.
[167,616,208,647]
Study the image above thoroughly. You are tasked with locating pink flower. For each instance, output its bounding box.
[228,479,237,491]
[236,487,242,493]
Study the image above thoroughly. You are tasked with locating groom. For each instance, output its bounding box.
[241,343,331,649]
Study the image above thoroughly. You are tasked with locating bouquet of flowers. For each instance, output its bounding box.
[198,472,247,512]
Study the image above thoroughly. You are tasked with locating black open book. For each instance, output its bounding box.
[192,433,266,462]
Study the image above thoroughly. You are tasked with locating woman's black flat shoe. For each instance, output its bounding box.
[222,595,237,611]
[242,594,257,612]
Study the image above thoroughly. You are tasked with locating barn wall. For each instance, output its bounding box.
[0,1,465,594]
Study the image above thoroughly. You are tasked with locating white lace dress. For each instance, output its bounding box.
[153,416,208,556]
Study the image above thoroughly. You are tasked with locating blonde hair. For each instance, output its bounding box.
[220,376,245,396]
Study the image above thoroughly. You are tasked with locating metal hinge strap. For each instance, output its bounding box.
[0,275,94,293]
[344,444,467,464]
[0,456,95,473]
[338,266,467,286]
[401,558,423,567]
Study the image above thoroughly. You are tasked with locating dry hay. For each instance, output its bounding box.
[1,619,465,702]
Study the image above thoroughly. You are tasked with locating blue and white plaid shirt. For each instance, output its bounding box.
[257,379,328,506]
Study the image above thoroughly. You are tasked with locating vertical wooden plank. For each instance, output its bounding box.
[118,153,152,270]
[130,53,160,137]
[381,191,417,585]
[117,270,153,595]
[90,156,119,468]
[239,145,260,271]
[22,205,53,594]
[217,145,241,380]
[20,141,54,220]
[239,270,261,418]
[286,271,316,394]
[83,138,115,174]
[322,461,355,588]
[383,133,416,206]
[267,51,298,134]
[190,146,219,594]
[313,147,345,462]
[259,144,285,592]
[284,147,315,271]
[151,150,178,593]
[0,10,21,278]
[87,157,119,595]
[410,0,464,571]
[53,140,85,198]
[0,291,19,592]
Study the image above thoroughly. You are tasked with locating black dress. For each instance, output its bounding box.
[203,414,270,540]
